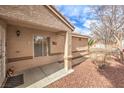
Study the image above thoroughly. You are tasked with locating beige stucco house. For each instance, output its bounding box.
[0,5,88,87]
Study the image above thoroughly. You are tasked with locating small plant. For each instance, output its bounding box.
[98,63,106,69]
[7,66,15,77]
[90,49,111,70]
[88,39,95,52]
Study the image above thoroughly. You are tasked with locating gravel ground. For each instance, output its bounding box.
[47,59,124,88]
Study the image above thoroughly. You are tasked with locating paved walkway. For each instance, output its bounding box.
[48,59,124,88]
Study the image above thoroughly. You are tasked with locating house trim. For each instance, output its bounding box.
[7,56,33,63]
[58,55,84,63]
[72,33,89,39]
[7,50,87,63]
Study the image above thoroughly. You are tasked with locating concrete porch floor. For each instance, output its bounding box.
[16,62,65,88]
[14,55,88,88]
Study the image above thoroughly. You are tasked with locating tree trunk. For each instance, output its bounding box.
[114,35,124,63]
[119,41,123,63]
[120,51,123,63]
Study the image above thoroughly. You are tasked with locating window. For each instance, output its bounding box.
[34,36,50,57]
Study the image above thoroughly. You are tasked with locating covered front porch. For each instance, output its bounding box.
[0,5,74,87]
[4,21,72,87]
[5,21,72,72]
[16,62,73,88]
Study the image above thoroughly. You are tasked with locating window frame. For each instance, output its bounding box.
[33,35,49,57]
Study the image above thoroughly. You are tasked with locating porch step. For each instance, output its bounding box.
[27,69,74,88]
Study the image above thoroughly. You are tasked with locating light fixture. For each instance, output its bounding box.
[52,41,57,45]
[16,30,21,37]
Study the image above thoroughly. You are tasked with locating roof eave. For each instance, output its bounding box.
[45,5,75,31]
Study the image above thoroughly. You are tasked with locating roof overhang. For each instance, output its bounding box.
[72,33,89,39]
[45,5,75,31]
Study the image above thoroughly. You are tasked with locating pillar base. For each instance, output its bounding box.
[64,56,72,71]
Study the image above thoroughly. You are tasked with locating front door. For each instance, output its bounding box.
[0,24,6,87]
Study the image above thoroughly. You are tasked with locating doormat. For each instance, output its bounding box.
[4,74,24,88]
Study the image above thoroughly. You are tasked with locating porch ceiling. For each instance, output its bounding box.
[0,15,67,33]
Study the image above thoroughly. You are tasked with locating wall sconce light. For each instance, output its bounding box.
[52,41,57,45]
[16,30,21,37]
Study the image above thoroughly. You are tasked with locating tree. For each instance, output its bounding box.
[91,5,124,62]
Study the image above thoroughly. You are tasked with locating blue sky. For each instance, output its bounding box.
[55,5,96,36]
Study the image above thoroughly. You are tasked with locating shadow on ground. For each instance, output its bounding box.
[72,56,88,68]
[98,64,124,88]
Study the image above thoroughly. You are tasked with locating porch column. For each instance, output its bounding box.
[0,20,6,87]
[64,31,72,71]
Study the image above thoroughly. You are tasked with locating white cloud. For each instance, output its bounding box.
[83,19,97,28]
[55,5,95,36]
[81,29,91,36]
[74,27,91,36]
[74,27,82,34]
[83,6,91,13]
[61,6,83,17]
[70,20,77,25]
[56,5,92,18]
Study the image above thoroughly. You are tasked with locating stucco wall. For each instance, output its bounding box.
[0,5,72,32]
[6,24,65,72]
[7,24,65,58]
[7,55,64,73]
[72,37,88,51]
[50,35,65,54]
[6,25,88,73]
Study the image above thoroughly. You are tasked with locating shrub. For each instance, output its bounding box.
[90,48,111,69]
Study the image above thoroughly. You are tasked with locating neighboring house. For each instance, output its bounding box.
[92,42,106,48]
[92,41,117,49]
[72,32,88,52]
[0,5,88,86]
